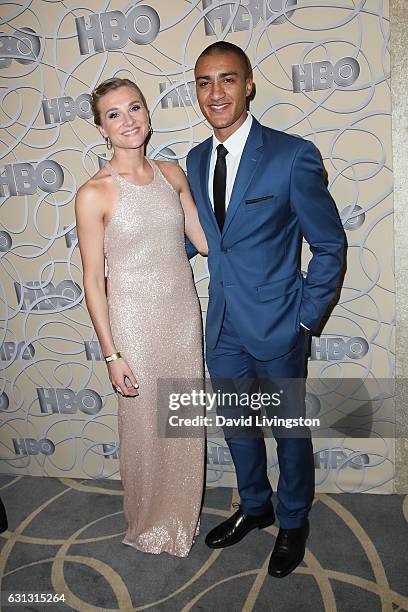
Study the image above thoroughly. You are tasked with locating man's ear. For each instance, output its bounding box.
[246,76,254,98]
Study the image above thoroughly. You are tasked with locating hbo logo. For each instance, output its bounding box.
[0,230,12,253]
[84,341,103,361]
[101,443,119,460]
[42,94,92,125]
[75,6,160,55]
[207,444,233,466]
[0,27,41,68]
[64,225,78,248]
[13,438,55,456]
[159,82,197,109]
[0,161,64,196]
[0,341,35,361]
[292,57,360,92]
[14,280,82,311]
[37,388,102,415]
[202,0,297,34]
[0,392,9,411]
[311,337,369,361]
[341,204,366,231]
[314,449,369,471]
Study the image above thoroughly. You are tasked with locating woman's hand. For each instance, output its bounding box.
[107,359,139,397]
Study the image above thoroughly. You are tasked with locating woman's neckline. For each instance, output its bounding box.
[106,158,156,188]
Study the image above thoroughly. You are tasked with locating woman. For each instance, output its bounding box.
[75,77,207,557]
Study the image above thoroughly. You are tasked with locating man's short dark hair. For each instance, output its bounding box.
[196,42,252,78]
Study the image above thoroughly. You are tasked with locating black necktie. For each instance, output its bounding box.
[213,144,228,232]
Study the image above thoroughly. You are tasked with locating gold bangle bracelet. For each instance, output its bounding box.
[104,352,122,363]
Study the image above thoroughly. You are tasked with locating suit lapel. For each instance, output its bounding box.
[222,119,264,237]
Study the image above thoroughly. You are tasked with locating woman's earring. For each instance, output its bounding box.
[148,119,153,136]
[105,137,112,150]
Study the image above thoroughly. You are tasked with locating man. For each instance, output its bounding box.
[186,42,345,577]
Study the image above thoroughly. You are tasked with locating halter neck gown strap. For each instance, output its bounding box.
[104,158,157,185]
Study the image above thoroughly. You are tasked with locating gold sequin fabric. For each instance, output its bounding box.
[103,159,204,557]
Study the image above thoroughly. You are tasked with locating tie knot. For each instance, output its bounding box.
[216,143,228,159]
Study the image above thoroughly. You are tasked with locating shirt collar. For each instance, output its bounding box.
[211,113,253,157]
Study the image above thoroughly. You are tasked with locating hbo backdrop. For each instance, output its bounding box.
[0,1,394,493]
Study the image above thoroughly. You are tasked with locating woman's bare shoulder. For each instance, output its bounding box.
[75,168,114,220]
[155,160,186,191]
[76,167,114,204]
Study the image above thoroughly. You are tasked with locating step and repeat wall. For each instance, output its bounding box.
[0,1,394,492]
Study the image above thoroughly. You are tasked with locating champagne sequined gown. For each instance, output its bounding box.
[103,159,204,557]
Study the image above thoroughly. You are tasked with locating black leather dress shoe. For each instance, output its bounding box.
[268,520,309,578]
[0,497,8,533]
[205,507,275,549]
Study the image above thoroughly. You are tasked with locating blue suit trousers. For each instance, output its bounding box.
[206,306,315,529]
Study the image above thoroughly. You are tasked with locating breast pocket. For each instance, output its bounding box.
[245,194,274,211]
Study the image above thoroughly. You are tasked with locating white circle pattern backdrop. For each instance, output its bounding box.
[0,1,394,493]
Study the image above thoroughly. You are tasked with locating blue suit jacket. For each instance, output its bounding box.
[187,118,345,360]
